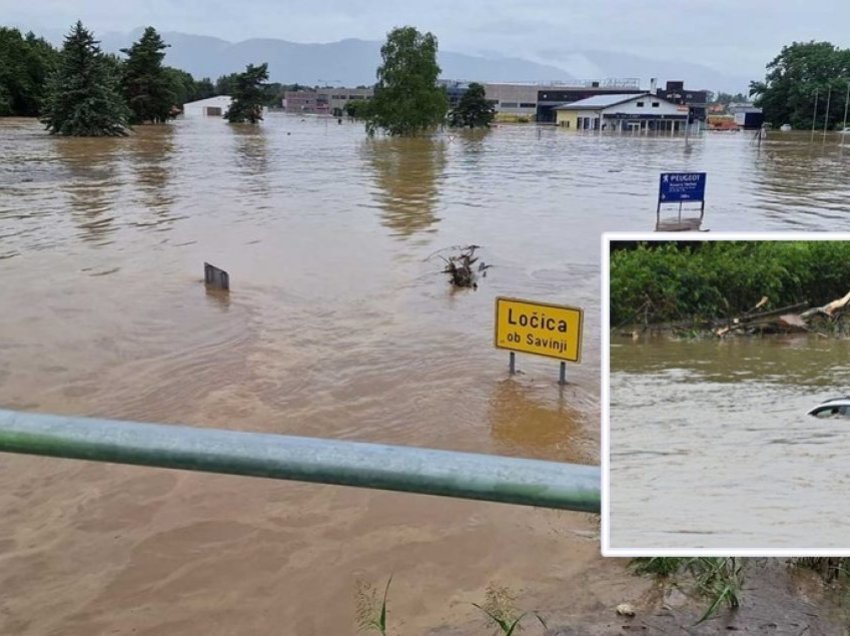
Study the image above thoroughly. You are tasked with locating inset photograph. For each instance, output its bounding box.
[603,233,850,555]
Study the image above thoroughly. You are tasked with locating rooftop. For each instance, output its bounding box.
[553,93,652,110]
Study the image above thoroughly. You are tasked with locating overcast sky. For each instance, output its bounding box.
[5,0,850,79]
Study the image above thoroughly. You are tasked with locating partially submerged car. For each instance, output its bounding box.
[807,396,850,417]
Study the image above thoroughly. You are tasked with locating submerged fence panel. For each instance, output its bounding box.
[0,409,600,513]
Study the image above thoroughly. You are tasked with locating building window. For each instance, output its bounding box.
[519,102,536,108]
[652,102,660,107]
[501,102,518,108]
[636,101,644,107]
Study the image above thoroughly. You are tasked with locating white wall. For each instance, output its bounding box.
[182,96,233,117]
[602,95,684,118]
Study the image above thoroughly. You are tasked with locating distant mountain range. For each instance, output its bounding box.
[33,27,751,93]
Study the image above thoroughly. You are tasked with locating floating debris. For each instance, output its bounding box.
[434,245,492,289]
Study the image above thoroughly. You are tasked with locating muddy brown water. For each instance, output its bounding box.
[610,335,850,551]
[2,117,850,634]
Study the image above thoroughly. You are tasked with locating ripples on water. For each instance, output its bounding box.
[610,337,850,550]
[3,116,850,631]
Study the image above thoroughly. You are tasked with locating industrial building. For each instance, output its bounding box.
[655,81,709,126]
[554,93,688,132]
[535,79,644,123]
[282,88,373,115]
[182,96,233,117]
[472,78,709,125]
[482,83,539,119]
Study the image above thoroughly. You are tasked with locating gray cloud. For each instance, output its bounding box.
[5,0,850,79]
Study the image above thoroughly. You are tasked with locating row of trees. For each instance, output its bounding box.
[2,22,270,134]
[0,25,216,120]
[0,27,58,116]
[750,41,850,129]
[3,22,494,136]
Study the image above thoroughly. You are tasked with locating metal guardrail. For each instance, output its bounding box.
[0,409,600,513]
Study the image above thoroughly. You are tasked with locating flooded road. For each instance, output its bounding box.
[609,336,850,550]
[2,116,850,633]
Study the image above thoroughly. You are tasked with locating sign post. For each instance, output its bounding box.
[656,172,707,231]
[494,297,583,384]
[204,262,230,291]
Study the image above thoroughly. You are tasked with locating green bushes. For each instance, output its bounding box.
[610,241,850,325]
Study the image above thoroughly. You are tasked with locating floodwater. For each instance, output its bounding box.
[609,336,850,551]
[1,116,850,633]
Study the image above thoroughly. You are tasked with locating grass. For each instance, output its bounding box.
[630,557,743,625]
[472,584,547,635]
[355,575,392,635]
[793,557,850,583]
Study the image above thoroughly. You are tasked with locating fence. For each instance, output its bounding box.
[0,409,600,513]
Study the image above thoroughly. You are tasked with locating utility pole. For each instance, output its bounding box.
[811,88,819,143]
[842,80,850,148]
[823,85,832,143]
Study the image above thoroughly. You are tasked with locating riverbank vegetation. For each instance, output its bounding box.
[631,557,743,624]
[610,241,850,334]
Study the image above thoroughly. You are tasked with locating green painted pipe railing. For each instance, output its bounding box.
[0,409,600,513]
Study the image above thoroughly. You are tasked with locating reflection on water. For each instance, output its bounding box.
[231,124,271,206]
[609,336,850,549]
[751,132,850,226]
[127,124,175,219]
[363,135,446,237]
[487,379,592,463]
[231,123,269,174]
[204,285,231,311]
[54,135,122,245]
[3,115,850,632]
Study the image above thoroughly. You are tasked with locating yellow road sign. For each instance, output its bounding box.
[494,297,583,363]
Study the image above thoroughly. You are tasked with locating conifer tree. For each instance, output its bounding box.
[121,26,175,124]
[41,21,130,136]
[224,63,269,123]
[449,82,495,128]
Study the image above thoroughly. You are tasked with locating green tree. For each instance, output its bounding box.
[713,91,747,105]
[41,21,130,136]
[345,99,372,119]
[215,72,239,95]
[366,26,448,136]
[121,26,175,123]
[449,82,494,128]
[224,63,269,123]
[263,81,286,107]
[193,77,215,100]
[0,28,59,116]
[164,67,196,107]
[750,41,850,129]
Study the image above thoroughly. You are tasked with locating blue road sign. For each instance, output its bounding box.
[659,172,707,203]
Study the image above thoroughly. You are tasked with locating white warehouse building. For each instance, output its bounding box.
[182,96,233,117]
